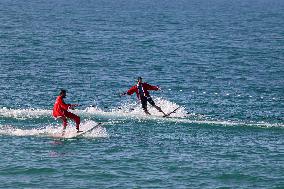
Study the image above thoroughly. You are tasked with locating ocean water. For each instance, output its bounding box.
[0,0,283,188]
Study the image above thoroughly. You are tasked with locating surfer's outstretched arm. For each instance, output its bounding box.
[121,85,137,97]
[143,83,160,91]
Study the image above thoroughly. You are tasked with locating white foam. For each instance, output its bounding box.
[170,119,284,128]
[1,97,283,129]
[82,107,284,128]
[0,107,51,119]
[83,124,108,138]
[0,120,108,138]
[0,125,48,136]
[0,97,187,120]
[82,97,188,119]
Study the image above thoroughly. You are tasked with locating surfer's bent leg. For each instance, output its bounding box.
[65,111,81,130]
[59,116,68,129]
[147,97,167,116]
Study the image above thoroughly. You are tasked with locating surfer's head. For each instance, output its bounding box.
[60,89,67,98]
[137,77,143,83]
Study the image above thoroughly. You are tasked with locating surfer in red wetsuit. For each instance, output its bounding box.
[121,77,167,116]
[53,89,82,133]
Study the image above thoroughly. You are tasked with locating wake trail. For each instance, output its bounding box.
[0,120,108,138]
[1,97,283,128]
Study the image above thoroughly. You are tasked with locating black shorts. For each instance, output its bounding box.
[140,96,155,110]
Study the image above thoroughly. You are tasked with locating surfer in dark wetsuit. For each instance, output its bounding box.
[122,77,167,116]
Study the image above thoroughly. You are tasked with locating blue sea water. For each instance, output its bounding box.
[0,0,283,188]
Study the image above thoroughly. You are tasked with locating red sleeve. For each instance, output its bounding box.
[127,85,137,95]
[58,97,70,111]
[144,83,159,91]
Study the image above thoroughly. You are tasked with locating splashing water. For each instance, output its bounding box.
[0,120,108,138]
[0,107,51,119]
[84,97,188,118]
[0,97,283,129]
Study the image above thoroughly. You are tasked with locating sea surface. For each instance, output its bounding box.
[0,0,283,188]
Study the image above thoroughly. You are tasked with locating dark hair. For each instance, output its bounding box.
[137,77,143,81]
[60,89,67,95]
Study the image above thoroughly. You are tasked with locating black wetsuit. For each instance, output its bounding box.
[137,83,155,111]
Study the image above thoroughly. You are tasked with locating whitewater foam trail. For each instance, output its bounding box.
[83,97,190,118]
[0,121,108,138]
[0,98,189,119]
[83,107,284,128]
[1,96,283,129]
[0,107,51,119]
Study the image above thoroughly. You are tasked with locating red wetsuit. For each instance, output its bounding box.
[53,95,80,129]
[126,82,159,99]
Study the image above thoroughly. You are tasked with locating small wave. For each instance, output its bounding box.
[83,107,284,128]
[169,119,284,128]
[0,97,283,129]
[0,107,51,119]
[0,120,108,138]
[0,98,189,119]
